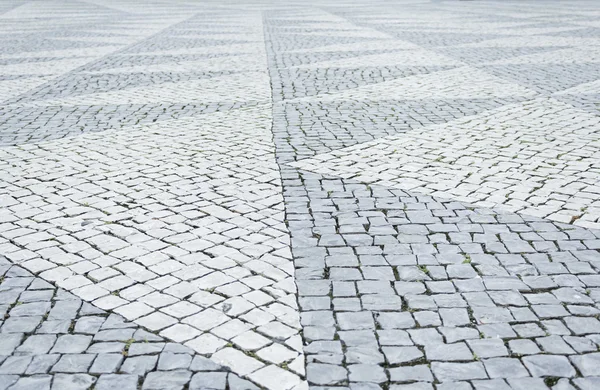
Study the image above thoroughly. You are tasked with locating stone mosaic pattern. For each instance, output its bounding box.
[292,97,600,229]
[264,1,600,389]
[0,107,305,388]
[0,257,261,390]
[1,0,600,389]
[0,2,304,389]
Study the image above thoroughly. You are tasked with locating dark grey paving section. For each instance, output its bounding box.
[262,2,600,389]
[269,98,524,163]
[78,53,241,73]
[269,50,405,70]
[271,66,458,101]
[0,257,259,390]
[554,94,600,117]
[280,169,600,389]
[4,70,239,103]
[0,102,261,147]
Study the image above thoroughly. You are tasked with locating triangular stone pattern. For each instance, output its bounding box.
[1,1,600,390]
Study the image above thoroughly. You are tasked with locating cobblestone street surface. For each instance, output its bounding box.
[1,0,600,389]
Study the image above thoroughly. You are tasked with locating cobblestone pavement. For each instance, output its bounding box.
[1,0,600,389]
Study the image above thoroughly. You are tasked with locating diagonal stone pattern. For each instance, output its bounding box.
[0,2,305,389]
[0,258,261,390]
[292,97,600,229]
[283,169,600,389]
[0,107,304,374]
[1,0,600,390]
[264,1,600,389]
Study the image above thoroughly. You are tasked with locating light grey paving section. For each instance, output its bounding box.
[0,1,305,389]
[0,104,307,385]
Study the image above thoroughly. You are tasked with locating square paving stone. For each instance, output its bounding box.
[483,358,529,378]
[0,356,31,375]
[50,335,92,354]
[157,352,192,370]
[522,355,576,377]
[306,363,347,385]
[142,370,192,390]
[5,375,52,390]
[51,374,96,390]
[467,339,508,358]
[431,362,488,382]
[389,364,433,382]
[89,353,123,374]
[120,356,158,376]
[51,354,96,373]
[25,355,60,375]
[189,372,227,390]
[95,374,138,390]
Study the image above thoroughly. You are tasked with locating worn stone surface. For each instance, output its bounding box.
[2,0,600,389]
